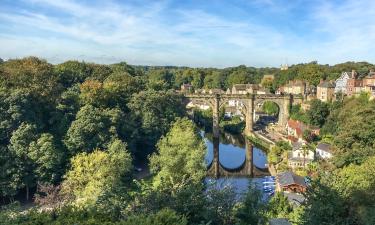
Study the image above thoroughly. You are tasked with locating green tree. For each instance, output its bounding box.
[235,185,266,225]
[62,140,132,207]
[150,118,206,187]
[262,101,279,116]
[265,192,293,220]
[28,133,64,184]
[64,105,123,155]
[128,90,185,159]
[306,99,329,127]
[8,123,38,200]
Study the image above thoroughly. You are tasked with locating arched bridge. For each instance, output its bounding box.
[184,93,300,138]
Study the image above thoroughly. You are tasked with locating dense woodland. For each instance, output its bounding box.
[0,57,375,224]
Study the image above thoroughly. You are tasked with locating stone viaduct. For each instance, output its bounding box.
[184,93,302,178]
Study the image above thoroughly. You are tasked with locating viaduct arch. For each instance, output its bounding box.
[184,93,300,177]
[184,93,295,138]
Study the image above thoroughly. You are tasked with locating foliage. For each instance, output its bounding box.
[262,101,279,116]
[306,99,329,127]
[268,141,291,165]
[150,118,206,187]
[235,185,266,225]
[64,105,123,155]
[62,140,132,207]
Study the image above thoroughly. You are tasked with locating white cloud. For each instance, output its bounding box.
[1,0,375,67]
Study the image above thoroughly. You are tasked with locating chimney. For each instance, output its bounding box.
[320,79,324,84]
[352,70,356,78]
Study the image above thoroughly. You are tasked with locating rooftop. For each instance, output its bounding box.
[277,171,307,188]
[316,142,332,153]
[318,80,335,88]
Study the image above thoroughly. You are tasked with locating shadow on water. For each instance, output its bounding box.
[201,130,270,197]
[202,130,267,170]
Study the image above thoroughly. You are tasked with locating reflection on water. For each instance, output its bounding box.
[201,130,269,196]
[202,130,267,169]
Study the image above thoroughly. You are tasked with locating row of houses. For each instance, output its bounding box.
[336,70,375,97]
[285,119,333,169]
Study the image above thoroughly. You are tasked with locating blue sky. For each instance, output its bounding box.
[1,0,375,67]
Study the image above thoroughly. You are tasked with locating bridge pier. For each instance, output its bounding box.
[244,97,254,136]
[245,139,254,176]
[212,95,220,139]
[213,137,220,178]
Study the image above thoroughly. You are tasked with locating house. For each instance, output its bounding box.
[317,80,335,102]
[286,119,305,140]
[363,70,375,99]
[280,80,306,95]
[261,74,275,88]
[283,192,306,207]
[335,71,351,94]
[269,218,292,225]
[346,71,363,97]
[180,83,193,93]
[316,142,333,159]
[231,84,259,94]
[209,89,224,94]
[276,171,307,193]
[288,141,314,169]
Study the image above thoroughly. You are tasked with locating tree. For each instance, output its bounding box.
[127,90,185,159]
[64,105,123,155]
[8,123,39,200]
[62,140,132,207]
[262,101,279,116]
[265,192,293,221]
[227,67,254,87]
[306,99,329,127]
[0,57,61,99]
[235,185,266,225]
[28,133,64,184]
[150,118,206,187]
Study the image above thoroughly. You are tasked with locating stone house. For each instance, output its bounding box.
[279,80,307,95]
[317,80,335,102]
[288,141,314,169]
[231,84,259,94]
[335,71,351,94]
[316,142,333,159]
[180,83,193,93]
[276,171,307,193]
[347,71,363,97]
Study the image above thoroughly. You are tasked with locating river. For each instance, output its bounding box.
[201,130,270,197]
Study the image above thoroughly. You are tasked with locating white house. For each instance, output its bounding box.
[288,141,315,169]
[315,142,333,159]
[335,72,351,94]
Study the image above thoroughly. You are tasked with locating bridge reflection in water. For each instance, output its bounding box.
[202,131,269,178]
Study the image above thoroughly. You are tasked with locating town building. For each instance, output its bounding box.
[180,83,193,93]
[363,70,375,99]
[316,142,333,159]
[346,71,363,97]
[276,171,307,193]
[288,141,314,169]
[317,80,335,102]
[261,74,275,88]
[279,80,306,95]
[280,64,289,71]
[335,71,351,94]
[286,119,305,140]
[208,89,224,94]
[231,84,260,94]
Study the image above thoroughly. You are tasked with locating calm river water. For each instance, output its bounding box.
[201,131,269,196]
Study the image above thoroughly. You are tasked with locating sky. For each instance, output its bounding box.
[1,0,375,68]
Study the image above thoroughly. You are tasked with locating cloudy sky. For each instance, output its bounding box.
[1,0,375,67]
